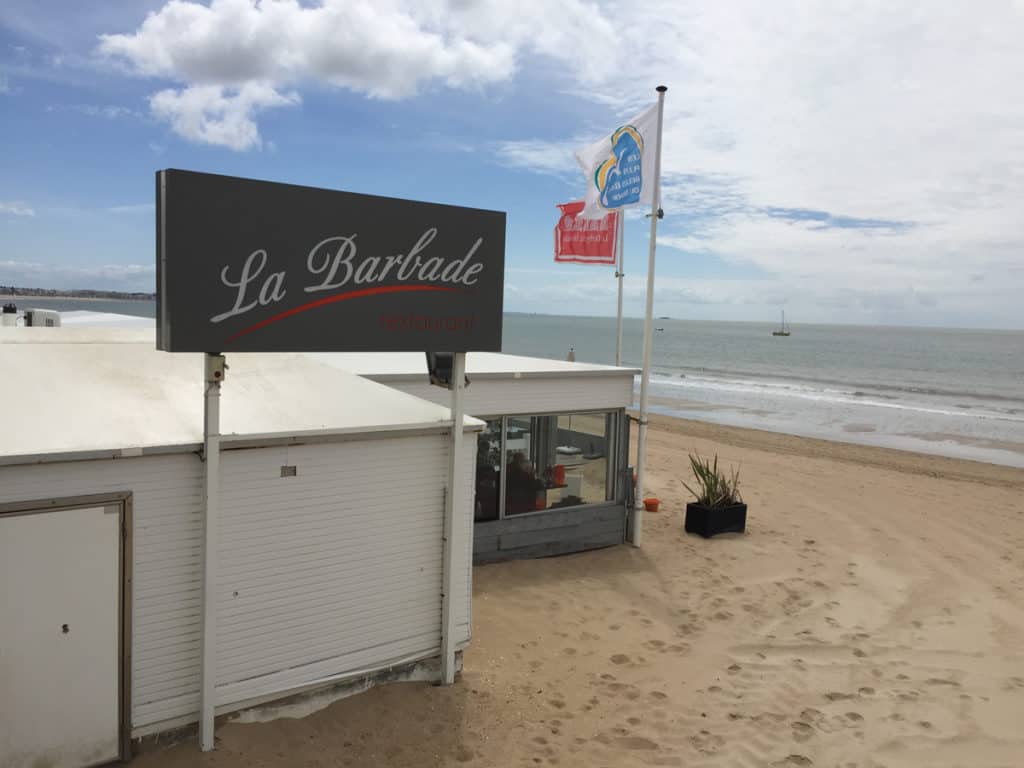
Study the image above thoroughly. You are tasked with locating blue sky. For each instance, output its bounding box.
[2,0,1023,329]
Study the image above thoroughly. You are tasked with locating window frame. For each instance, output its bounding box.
[473,408,626,522]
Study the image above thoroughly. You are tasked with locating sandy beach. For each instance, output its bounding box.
[136,414,1024,768]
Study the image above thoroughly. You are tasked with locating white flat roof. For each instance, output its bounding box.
[58,310,155,328]
[6,313,640,379]
[310,352,640,380]
[0,329,482,463]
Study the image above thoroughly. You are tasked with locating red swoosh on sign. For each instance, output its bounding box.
[224,284,462,344]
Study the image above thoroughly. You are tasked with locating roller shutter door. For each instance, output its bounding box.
[215,435,447,707]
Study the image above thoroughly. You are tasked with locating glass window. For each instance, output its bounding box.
[503,412,613,516]
[474,419,502,521]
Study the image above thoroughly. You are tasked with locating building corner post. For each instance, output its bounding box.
[200,353,225,751]
[440,352,467,684]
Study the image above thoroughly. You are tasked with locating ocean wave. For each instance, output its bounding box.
[668,365,1024,406]
[643,373,1024,424]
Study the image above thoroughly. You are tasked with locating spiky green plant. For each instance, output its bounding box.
[681,452,742,507]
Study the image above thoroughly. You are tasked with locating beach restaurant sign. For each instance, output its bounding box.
[156,169,505,353]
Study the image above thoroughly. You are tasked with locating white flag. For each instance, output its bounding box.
[575,103,660,218]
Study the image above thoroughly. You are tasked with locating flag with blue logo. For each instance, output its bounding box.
[575,103,660,218]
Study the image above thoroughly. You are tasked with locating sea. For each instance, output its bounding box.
[11,298,1024,468]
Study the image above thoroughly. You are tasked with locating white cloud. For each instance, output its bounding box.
[96,0,617,149]
[78,103,138,119]
[0,201,35,216]
[495,139,579,178]
[47,103,142,119]
[107,203,154,215]
[500,1,1024,327]
[149,82,299,150]
[0,74,10,94]
[0,260,154,291]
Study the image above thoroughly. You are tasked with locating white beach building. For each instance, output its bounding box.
[0,316,638,767]
[0,328,480,767]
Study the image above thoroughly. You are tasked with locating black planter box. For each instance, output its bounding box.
[685,502,747,538]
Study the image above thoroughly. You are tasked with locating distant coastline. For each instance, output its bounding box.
[0,287,155,301]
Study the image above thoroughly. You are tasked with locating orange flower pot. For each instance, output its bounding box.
[553,464,566,485]
[643,498,660,512]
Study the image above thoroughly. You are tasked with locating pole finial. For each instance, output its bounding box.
[656,85,667,92]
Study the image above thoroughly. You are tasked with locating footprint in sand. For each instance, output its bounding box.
[792,721,814,742]
[689,730,725,753]
[824,692,855,702]
[772,755,813,767]
[610,654,631,665]
[800,708,824,722]
[1002,677,1024,691]
[616,735,660,750]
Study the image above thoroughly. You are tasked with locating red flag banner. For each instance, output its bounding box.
[554,201,619,265]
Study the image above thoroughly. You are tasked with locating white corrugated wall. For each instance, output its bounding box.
[0,429,476,735]
[383,374,635,417]
[0,454,204,729]
[215,434,470,707]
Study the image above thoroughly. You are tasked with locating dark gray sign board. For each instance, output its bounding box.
[156,169,505,352]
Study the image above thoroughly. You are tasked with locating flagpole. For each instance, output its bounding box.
[631,84,667,548]
[615,209,625,366]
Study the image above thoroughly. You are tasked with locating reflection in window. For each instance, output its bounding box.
[503,413,612,516]
[474,420,502,521]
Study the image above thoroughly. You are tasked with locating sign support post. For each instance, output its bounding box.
[615,211,626,366]
[200,353,225,751]
[632,85,667,548]
[440,352,466,685]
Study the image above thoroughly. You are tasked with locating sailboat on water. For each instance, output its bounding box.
[772,310,791,337]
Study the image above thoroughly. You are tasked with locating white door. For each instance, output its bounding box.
[0,504,122,768]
